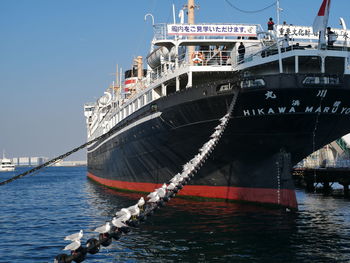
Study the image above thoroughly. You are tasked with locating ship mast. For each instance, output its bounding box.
[187,0,195,65]
[276,0,281,26]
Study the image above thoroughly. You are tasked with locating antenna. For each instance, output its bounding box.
[276,0,283,26]
[179,10,185,24]
[144,13,155,26]
[172,4,176,24]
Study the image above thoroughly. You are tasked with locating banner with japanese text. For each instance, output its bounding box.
[277,25,350,41]
[167,24,257,36]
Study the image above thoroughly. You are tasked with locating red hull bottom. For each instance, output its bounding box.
[87,172,298,209]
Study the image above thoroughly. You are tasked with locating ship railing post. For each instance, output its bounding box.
[186,71,192,88]
[295,56,299,73]
[176,76,180,91]
[175,43,179,69]
[277,37,283,73]
[321,54,325,73]
[161,83,167,96]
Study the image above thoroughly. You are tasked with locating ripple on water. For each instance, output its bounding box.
[0,167,350,262]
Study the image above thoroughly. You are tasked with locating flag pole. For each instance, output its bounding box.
[313,0,331,49]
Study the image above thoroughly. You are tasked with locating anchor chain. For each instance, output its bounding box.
[54,90,239,263]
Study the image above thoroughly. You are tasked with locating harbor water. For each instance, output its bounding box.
[0,167,350,262]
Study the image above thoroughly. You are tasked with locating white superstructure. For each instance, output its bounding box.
[84,2,350,145]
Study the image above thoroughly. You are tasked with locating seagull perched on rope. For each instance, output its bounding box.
[127,204,140,219]
[94,222,111,234]
[147,190,158,199]
[63,240,81,251]
[116,208,129,217]
[156,184,167,198]
[111,217,127,228]
[148,193,160,203]
[167,182,176,190]
[63,229,83,251]
[115,208,131,222]
[137,197,145,210]
[64,230,83,242]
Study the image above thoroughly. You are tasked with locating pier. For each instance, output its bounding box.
[293,139,350,195]
[293,165,350,195]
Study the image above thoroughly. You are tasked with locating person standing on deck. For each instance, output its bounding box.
[267,17,275,39]
[238,42,245,64]
[327,27,337,46]
[282,34,290,51]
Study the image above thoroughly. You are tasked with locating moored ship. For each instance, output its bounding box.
[0,151,15,172]
[84,0,350,209]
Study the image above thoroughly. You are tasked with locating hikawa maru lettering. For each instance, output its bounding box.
[242,105,350,116]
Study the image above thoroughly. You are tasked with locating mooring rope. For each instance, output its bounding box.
[54,90,239,263]
[0,122,127,186]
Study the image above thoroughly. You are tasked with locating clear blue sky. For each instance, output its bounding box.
[0,0,349,161]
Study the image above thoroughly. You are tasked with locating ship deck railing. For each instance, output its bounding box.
[149,37,350,85]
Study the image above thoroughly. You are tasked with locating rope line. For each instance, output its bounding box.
[0,124,119,186]
[54,89,240,263]
[224,0,276,14]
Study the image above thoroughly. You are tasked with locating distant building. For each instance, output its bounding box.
[11,156,86,167]
[53,160,87,167]
[12,157,49,166]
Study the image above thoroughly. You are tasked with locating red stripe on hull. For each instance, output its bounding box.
[87,172,297,209]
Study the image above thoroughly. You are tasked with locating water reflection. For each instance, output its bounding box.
[85,179,306,262]
[1,167,349,262]
[85,178,350,262]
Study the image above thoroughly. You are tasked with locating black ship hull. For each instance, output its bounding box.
[87,73,350,209]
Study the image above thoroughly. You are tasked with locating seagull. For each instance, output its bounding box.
[147,190,158,199]
[137,197,145,208]
[111,217,127,228]
[116,208,131,222]
[127,204,140,217]
[63,240,81,251]
[148,193,160,203]
[94,222,111,234]
[167,182,176,190]
[157,183,167,191]
[156,184,167,198]
[116,208,130,217]
[64,230,83,242]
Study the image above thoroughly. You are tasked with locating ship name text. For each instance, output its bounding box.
[243,105,350,116]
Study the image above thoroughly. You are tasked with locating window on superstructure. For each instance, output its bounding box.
[303,76,341,86]
[299,56,321,73]
[147,91,152,103]
[325,57,345,74]
[140,96,145,106]
[240,79,265,88]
